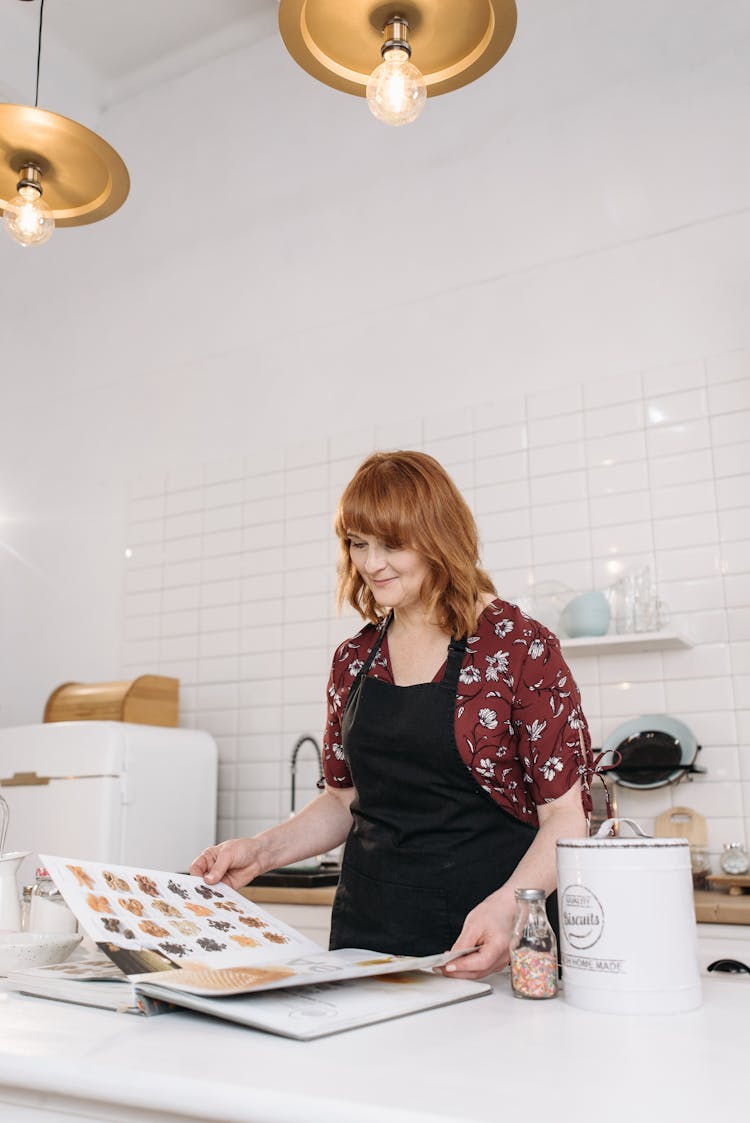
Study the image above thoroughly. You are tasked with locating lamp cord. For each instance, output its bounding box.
[34,0,45,108]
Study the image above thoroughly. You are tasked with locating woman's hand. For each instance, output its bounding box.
[189,838,269,890]
[438,892,517,979]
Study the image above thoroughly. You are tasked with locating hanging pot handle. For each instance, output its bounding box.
[594,817,652,839]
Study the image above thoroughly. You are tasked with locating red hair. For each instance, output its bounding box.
[335,450,496,638]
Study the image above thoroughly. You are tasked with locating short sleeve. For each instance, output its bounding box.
[511,626,593,813]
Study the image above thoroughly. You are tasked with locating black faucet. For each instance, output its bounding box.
[290,735,323,815]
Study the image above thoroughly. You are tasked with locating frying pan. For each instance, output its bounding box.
[599,714,703,789]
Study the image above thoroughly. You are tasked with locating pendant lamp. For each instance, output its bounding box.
[278,0,518,127]
[0,0,129,248]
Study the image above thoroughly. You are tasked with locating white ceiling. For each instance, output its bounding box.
[7,0,276,103]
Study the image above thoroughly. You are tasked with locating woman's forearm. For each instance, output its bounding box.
[252,786,355,872]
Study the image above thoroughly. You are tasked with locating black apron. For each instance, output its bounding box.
[329,615,545,956]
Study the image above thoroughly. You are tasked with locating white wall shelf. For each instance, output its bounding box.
[560,631,692,656]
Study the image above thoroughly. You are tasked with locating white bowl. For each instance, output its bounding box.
[0,931,83,975]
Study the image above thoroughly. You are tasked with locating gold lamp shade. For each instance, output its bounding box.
[0,104,129,227]
[278,0,518,98]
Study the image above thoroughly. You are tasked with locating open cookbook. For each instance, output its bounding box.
[8,855,492,1039]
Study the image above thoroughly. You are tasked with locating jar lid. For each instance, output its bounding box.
[514,888,545,900]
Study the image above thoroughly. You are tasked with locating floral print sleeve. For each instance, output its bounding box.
[321,600,593,825]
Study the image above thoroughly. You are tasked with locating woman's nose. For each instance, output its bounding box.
[364,547,386,573]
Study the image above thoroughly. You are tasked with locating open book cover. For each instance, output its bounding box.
[25,854,492,1038]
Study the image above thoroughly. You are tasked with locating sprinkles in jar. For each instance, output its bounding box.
[509,888,558,1000]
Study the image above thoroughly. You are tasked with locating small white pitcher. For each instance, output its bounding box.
[0,851,31,932]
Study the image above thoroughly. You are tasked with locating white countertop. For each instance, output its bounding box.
[0,970,747,1123]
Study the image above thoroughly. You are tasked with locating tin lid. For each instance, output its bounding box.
[514,887,545,900]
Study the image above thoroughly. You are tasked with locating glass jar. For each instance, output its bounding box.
[509,888,558,1000]
[28,868,78,934]
[720,843,749,876]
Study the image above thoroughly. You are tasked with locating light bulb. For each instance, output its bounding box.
[3,179,54,248]
[366,46,426,127]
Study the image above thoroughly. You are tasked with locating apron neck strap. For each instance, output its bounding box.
[442,636,467,690]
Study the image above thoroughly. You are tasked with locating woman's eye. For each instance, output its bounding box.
[349,541,366,550]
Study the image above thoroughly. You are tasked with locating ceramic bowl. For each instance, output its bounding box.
[0,931,82,975]
[559,591,611,638]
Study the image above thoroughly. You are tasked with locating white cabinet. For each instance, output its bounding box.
[696,923,750,971]
[260,902,333,946]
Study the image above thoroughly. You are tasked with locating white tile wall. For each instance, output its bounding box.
[123,352,750,868]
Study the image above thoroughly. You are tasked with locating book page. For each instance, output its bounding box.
[41,855,321,975]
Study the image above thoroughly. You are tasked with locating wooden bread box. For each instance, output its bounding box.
[44,675,179,727]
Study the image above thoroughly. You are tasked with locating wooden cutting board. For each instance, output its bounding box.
[654,806,707,846]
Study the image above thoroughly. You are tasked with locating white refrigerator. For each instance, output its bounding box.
[0,722,218,887]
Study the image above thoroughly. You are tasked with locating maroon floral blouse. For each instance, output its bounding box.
[322,597,593,827]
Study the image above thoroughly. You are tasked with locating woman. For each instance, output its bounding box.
[191,451,592,979]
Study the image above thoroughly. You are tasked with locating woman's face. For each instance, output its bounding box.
[347,532,430,612]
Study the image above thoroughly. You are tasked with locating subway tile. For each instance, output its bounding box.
[479,508,532,543]
[127,541,166,567]
[202,529,243,558]
[662,644,731,680]
[593,552,655,589]
[584,400,644,439]
[201,579,241,608]
[282,593,330,625]
[475,450,528,486]
[240,651,283,680]
[528,441,586,477]
[483,537,535,570]
[200,604,240,632]
[240,624,283,653]
[243,471,285,502]
[740,738,750,777]
[240,573,284,602]
[236,761,284,790]
[584,429,647,467]
[160,634,199,662]
[641,359,706,397]
[129,495,165,522]
[238,677,283,709]
[159,660,197,686]
[474,479,531,514]
[197,655,241,683]
[655,546,722,583]
[527,383,582,420]
[589,490,651,528]
[708,377,750,415]
[718,540,750,576]
[706,817,747,853]
[164,535,201,563]
[165,488,203,516]
[203,505,243,534]
[125,615,161,641]
[734,676,750,709]
[599,680,667,715]
[285,487,330,520]
[244,447,285,476]
[646,418,711,459]
[285,513,331,545]
[674,781,742,818]
[730,643,750,675]
[684,710,737,747]
[692,746,740,783]
[715,475,750,510]
[531,498,589,536]
[196,682,239,710]
[124,591,162,617]
[591,521,654,559]
[199,631,241,659]
[474,423,528,459]
[597,651,664,685]
[283,538,330,573]
[588,459,648,497]
[530,559,594,595]
[530,470,587,506]
[125,565,162,593]
[241,545,284,577]
[530,528,591,566]
[200,554,243,583]
[645,388,707,428]
[680,609,728,645]
[713,441,750,479]
[162,560,201,588]
[652,481,716,521]
[161,609,199,637]
[528,412,584,448]
[127,519,164,546]
[711,409,750,447]
[654,512,719,551]
[718,506,750,544]
[242,522,283,551]
[665,676,734,714]
[648,449,714,489]
[582,372,642,409]
[129,473,164,500]
[203,480,244,509]
[657,577,725,614]
[445,460,474,492]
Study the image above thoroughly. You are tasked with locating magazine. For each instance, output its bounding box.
[17,855,492,1038]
